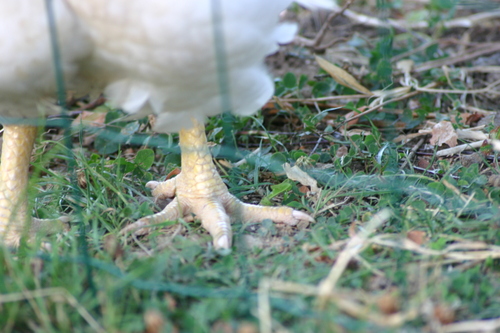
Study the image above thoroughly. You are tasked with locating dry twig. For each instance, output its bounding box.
[294,0,355,50]
[330,4,500,31]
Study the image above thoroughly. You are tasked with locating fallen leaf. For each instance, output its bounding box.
[465,112,484,125]
[314,254,335,264]
[345,129,372,137]
[144,309,165,333]
[283,163,319,194]
[315,56,373,95]
[164,294,177,311]
[376,292,400,315]
[488,174,500,187]
[77,169,87,189]
[434,304,455,325]
[490,126,500,140]
[408,99,421,110]
[370,86,411,106]
[237,322,259,333]
[336,146,349,159]
[103,234,124,261]
[348,220,357,237]
[218,159,233,169]
[148,114,157,129]
[298,185,310,194]
[429,121,458,147]
[416,157,430,169]
[460,153,483,167]
[166,168,181,180]
[72,110,106,128]
[407,230,427,245]
[344,110,361,127]
[212,321,233,333]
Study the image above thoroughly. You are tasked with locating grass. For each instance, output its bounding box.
[2,1,500,332]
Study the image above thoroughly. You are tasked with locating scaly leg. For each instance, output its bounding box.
[0,125,66,246]
[122,118,313,251]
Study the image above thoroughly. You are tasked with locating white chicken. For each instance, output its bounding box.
[0,0,332,250]
[0,1,91,245]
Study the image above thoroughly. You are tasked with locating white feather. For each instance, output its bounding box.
[295,0,335,9]
[0,0,91,120]
[65,0,333,132]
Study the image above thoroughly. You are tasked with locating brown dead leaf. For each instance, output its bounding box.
[262,100,293,114]
[370,87,411,106]
[407,230,427,245]
[30,258,44,280]
[480,139,493,156]
[490,126,500,141]
[336,146,349,159]
[345,129,372,137]
[368,275,393,291]
[166,168,181,180]
[429,121,458,147]
[416,157,430,169]
[302,244,321,253]
[164,294,177,311]
[408,99,421,110]
[348,220,357,238]
[314,254,335,264]
[315,56,373,95]
[283,163,319,194]
[144,309,165,333]
[488,174,500,187]
[212,321,233,333]
[460,153,483,168]
[344,110,361,128]
[376,292,400,315]
[74,94,106,110]
[148,114,157,129]
[218,159,233,169]
[465,112,484,126]
[338,108,366,133]
[298,185,310,194]
[103,234,124,261]
[261,101,280,117]
[434,304,455,325]
[77,169,87,189]
[237,322,259,333]
[72,110,106,128]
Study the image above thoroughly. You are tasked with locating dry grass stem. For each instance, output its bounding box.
[0,288,106,333]
[317,209,392,308]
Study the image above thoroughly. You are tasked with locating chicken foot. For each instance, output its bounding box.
[121,118,313,251]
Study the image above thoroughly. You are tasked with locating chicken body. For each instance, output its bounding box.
[68,1,324,131]
[65,0,332,250]
[0,0,91,245]
[0,0,332,249]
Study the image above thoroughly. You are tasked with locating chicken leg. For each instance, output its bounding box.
[0,125,66,246]
[122,118,313,250]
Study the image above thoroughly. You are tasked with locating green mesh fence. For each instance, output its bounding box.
[1,1,500,331]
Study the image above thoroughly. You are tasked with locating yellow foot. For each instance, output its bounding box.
[121,118,313,251]
[0,125,70,247]
[1,216,70,247]
[121,174,313,251]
